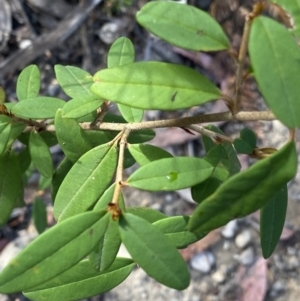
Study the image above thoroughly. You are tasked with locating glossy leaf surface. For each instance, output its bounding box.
[11,97,65,119]
[260,185,288,259]
[92,62,220,110]
[54,65,95,98]
[55,109,93,163]
[16,64,40,101]
[189,142,297,235]
[127,157,213,191]
[0,150,23,226]
[153,216,198,248]
[0,211,109,293]
[136,1,229,51]
[249,16,300,127]
[24,258,135,301]
[119,213,190,290]
[62,96,102,119]
[128,143,172,165]
[54,143,117,222]
[29,130,54,178]
[33,198,47,234]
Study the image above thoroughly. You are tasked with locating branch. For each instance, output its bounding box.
[42,110,276,133]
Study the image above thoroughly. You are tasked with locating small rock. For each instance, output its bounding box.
[287,255,300,270]
[270,280,285,297]
[212,269,226,284]
[235,247,255,266]
[0,294,9,301]
[98,22,122,44]
[190,251,215,273]
[19,39,32,49]
[221,220,238,239]
[235,229,252,249]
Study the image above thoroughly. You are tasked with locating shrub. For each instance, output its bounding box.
[0,1,299,300]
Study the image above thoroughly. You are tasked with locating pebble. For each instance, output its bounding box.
[287,256,300,270]
[212,269,226,284]
[269,280,285,297]
[98,22,121,44]
[235,229,252,249]
[221,220,238,239]
[190,251,215,273]
[236,247,255,266]
[0,294,9,301]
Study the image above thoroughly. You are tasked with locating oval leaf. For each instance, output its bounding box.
[189,142,297,236]
[11,97,65,119]
[33,198,47,234]
[128,143,172,166]
[92,62,220,110]
[127,157,213,191]
[62,96,102,119]
[54,65,95,99]
[16,64,40,101]
[0,211,109,293]
[118,104,144,123]
[29,130,54,178]
[24,258,135,301]
[249,16,300,127]
[136,1,229,51]
[55,109,93,163]
[119,213,190,290]
[126,207,167,223]
[107,37,135,68]
[260,185,288,259]
[0,150,23,226]
[54,143,118,222]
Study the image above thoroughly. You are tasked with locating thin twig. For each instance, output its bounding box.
[42,110,276,133]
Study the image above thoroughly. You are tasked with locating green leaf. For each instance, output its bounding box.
[153,216,199,248]
[119,213,190,290]
[89,217,121,272]
[55,109,93,163]
[16,65,40,101]
[54,143,117,222]
[260,185,288,259]
[54,65,95,99]
[136,1,229,51]
[17,147,31,175]
[127,129,155,144]
[128,143,172,165]
[126,207,167,223]
[0,150,23,226]
[7,122,26,149]
[249,16,300,127]
[107,37,135,68]
[123,148,136,169]
[234,128,257,154]
[18,131,58,147]
[38,174,52,190]
[189,142,297,236]
[33,198,47,234]
[29,130,54,178]
[106,37,144,122]
[92,62,220,110]
[127,157,213,191]
[0,123,11,155]
[61,96,102,119]
[51,157,73,201]
[191,166,229,204]
[24,258,135,301]
[0,86,5,103]
[0,211,109,293]
[11,97,65,119]
[118,104,144,122]
[271,0,300,38]
[203,125,241,175]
